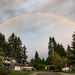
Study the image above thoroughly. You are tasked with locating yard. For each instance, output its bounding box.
[10,70,31,75]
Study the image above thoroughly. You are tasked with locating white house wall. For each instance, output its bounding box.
[14,66,20,70]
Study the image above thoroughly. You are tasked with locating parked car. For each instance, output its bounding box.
[21,68,30,72]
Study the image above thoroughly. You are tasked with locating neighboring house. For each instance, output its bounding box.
[14,63,24,70]
[2,57,23,70]
[3,57,16,68]
[2,57,35,71]
[45,65,50,70]
[62,67,69,71]
[23,65,36,71]
[45,65,55,70]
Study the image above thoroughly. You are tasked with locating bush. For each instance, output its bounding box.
[33,63,45,70]
[1,66,11,75]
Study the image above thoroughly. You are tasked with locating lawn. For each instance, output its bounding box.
[10,70,31,75]
[63,70,75,74]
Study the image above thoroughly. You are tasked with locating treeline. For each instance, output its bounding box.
[0,33,27,64]
[30,32,75,69]
[0,32,75,68]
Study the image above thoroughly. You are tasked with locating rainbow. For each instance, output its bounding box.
[0,13,75,26]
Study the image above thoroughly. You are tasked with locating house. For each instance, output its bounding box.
[62,67,69,71]
[3,57,23,70]
[22,65,36,71]
[3,57,16,68]
[45,65,55,70]
[2,57,35,71]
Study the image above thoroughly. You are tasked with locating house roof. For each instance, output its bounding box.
[2,56,16,60]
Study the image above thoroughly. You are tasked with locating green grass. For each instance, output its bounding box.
[10,70,31,75]
[63,70,75,74]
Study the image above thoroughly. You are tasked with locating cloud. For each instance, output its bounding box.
[0,15,75,60]
[0,0,75,23]
[0,0,75,60]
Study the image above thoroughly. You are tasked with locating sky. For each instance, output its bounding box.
[0,0,75,61]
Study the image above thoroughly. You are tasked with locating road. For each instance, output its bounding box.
[36,72,61,75]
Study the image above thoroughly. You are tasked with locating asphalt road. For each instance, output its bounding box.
[36,72,61,75]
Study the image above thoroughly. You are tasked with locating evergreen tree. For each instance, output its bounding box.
[41,58,45,64]
[66,45,72,57]
[30,58,34,65]
[8,33,23,63]
[47,37,57,65]
[34,51,40,64]
[55,44,66,57]
[0,33,7,56]
[66,45,72,65]
[3,42,11,57]
[70,32,75,65]
[8,33,16,57]
[48,37,57,57]
[22,45,27,64]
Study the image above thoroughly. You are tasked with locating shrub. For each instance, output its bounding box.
[1,66,11,75]
[33,63,45,70]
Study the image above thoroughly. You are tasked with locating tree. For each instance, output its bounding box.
[41,58,46,65]
[33,63,45,70]
[8,33,17,57]
[66,45,72,65]
[47,37,57,65]
[3,42,11,57]
[52,52,67,70]
[0,56,4,67]
[46,57,52,65]
[22,45,27,64]
[67,45,72,57]
[30,58,34,66]
[55,44,66,57]
[48,37,57,57]
[70,32,75,66]
[8,33,23,63]
[0,33,6,56]
[34,51,40,64]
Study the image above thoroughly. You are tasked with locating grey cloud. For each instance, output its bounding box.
[0,0,75,60]
[0,0,75,24]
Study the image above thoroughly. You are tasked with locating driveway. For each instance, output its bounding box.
[36,72,61,75]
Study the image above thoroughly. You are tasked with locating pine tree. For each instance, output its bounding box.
[41,58,45,64]
[66,45,72,57]
[30,58,34,65]
[34,51,40,64]
[22,45,27,64]
[3,42,11,57]
[66,45,72,65]
[48,37,57,57]
[8,33,23,63]
[70,32,75,65]
[8,33,16,57]
[55,44,66,57]
[0,33,6,56]
[47,37,57,65]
